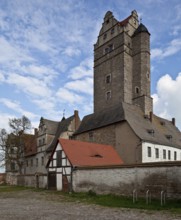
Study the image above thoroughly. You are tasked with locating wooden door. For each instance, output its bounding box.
[48,172,56,189]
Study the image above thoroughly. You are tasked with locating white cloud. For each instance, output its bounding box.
[0,98,37,120]
[65,77,93,95]
[153,73,181,129]
[0,112,15,131]
[0,73,5,82]
[6,73,52,97]
[0,37,33,64]
[69,58,93,80]
[56,88,84,104]
[63,46,81,57]
[151,38,181,59]
[171,25,181,36]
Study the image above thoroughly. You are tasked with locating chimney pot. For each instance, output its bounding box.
[172,118,175,126]
[149,111,153,122]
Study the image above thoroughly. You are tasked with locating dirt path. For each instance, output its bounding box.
[0,189,180,220]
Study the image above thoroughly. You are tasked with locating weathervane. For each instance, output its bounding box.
[63,109,65,118]
[140,17,142,24]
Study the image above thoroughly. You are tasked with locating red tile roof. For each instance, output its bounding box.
[59,138,123,167]
[118,15,132,26]
[24,134,37,157]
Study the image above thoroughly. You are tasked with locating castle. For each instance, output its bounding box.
[6,10,181,189]
[74,10,181,164]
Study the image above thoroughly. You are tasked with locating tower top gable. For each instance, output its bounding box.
[133,23,150,37]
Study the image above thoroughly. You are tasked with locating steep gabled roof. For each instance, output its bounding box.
[118,15,132,26]
[40,118,60,135]
[75,102,181,149]
[74,104,125,134]
[59,138,123,167]
[46,115,74,152]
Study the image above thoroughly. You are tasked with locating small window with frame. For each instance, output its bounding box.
[105,74,111,84]
[174,151,177,160]
[106,91,111,100]
[147,147,151,157]
[135,87,139,94]
[163,149,166,159]
[111,28,114,34]
[155,148,159,158]
[103,33,107,40]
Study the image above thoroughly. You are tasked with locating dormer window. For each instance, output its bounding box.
[160,121,165,126]
[166,135,172,141]
[91,154,103,158]
[147,129,154,136]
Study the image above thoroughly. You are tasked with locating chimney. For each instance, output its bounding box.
[149,111,153,122]
[172,118,175,126]
[74,110,80,130]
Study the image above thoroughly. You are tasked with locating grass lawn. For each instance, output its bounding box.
[65,191,181,214]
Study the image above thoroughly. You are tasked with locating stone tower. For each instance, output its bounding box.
[94,10,153,115]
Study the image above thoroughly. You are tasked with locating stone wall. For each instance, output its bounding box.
[0,173,6,184]
[6,172,18,185]
[72,162,181,199]
[6,172,47,188]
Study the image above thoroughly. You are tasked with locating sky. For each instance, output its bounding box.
[0,0,181,133]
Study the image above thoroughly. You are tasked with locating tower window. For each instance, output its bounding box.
[111,28,114,34]
[135,87,139,94]
[103,33,107,40]
[106,19,109,24]
[105,74,111,84]
[106,91,111,100]
[104,44,114,54]
[109,44,114,52]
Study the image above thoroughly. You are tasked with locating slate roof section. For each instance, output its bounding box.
[59,138,123,167]
[46,115,74,152]
[74,104,125,134]
[41,118,60,135]
[75,102,181,149]
[133,23,150,36]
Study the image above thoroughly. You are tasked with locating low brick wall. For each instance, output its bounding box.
[72,162,181,199]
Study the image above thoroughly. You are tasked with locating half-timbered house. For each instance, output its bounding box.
[47,138,123,191]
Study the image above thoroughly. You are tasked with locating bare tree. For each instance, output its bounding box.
[0,116,31,174]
